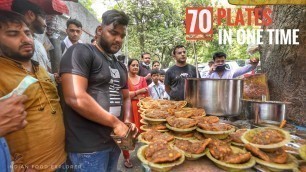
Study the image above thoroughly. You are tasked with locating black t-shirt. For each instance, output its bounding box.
[164,64,197,101]
[59,43,128,153]
[138,62,152,85]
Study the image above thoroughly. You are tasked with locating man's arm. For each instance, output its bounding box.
[61,73,128,136]
[122,89,133,123]
[232,64,257,78]
[165,85,171,95]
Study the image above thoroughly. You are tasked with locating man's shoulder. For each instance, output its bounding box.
[63,43,93,56]
[187,64,196,69]
[166,65,177,72]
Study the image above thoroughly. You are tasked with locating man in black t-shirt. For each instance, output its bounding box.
[60,10,137,172]
[165,45,198,101]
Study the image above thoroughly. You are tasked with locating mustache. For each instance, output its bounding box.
[19,42,34,49]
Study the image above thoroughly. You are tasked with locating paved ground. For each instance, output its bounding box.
[117,143,143,172]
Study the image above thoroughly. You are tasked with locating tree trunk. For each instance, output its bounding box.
[260,5,306,126]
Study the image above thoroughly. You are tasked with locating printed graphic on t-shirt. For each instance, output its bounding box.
[109,66,122,104]
[109,66,122,116]
[110,67,120,78]
[180,73,189,78]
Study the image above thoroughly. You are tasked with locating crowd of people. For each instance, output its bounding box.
[0,1,259,171]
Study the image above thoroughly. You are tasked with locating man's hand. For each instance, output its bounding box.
[129,123,139,138]
[250,57,259,65]
[113,121,129,137]
[209,64,217,74]
[0,95,28,137]
[53,73,61,84]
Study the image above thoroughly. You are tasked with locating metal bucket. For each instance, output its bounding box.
[242,100,289,125]
[185,78,243,116]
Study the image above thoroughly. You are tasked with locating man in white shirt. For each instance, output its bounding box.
[61,19,83,55]
[148,69,166,100]
[204,52,259,79]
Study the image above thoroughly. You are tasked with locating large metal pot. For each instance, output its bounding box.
[242,99,289,125]
[185,78,243,116]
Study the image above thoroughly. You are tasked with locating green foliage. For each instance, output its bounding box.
[79,0,97,17]
[104,0,256,68]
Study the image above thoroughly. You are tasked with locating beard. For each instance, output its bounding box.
[176,58,186,64]
[32,20,45,34]
[98,36,121,54]
[0,43,33,62]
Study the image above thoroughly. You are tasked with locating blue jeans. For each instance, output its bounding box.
[68,145,121,172]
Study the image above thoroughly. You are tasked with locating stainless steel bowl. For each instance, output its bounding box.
[242,99,290,125]
[185,78,243,116]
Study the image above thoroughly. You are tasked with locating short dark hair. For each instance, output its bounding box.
[141,52,150,59]
[66,18,82,28]
[151,69,160,75]
[159,69,166,75]
[128,58,139,68]
[213,52,227,61]
[0,10,29,29]
[152,60,160,67]
[12,0,45,18]
[172,45,185,55]
[102,10,129,27]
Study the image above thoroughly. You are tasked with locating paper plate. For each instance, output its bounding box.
[241,127,291,151]
[253,153,298,172]
[206,146,256,172]
[196,124,235,139]
[137,132,174,145]
[140,125,168,132]
[140,119,149,125]
[299,145,306,161]
[169,131,195,140]
[141,114,167,124]
[231,142,245,147]
[137,145,185,172]
[172,139,208,160]
[166,123,197,132]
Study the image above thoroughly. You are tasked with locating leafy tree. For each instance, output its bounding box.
[106,0,257,68]
[78,0,97,17]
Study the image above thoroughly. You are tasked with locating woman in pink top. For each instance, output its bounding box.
[122,59,148,168]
